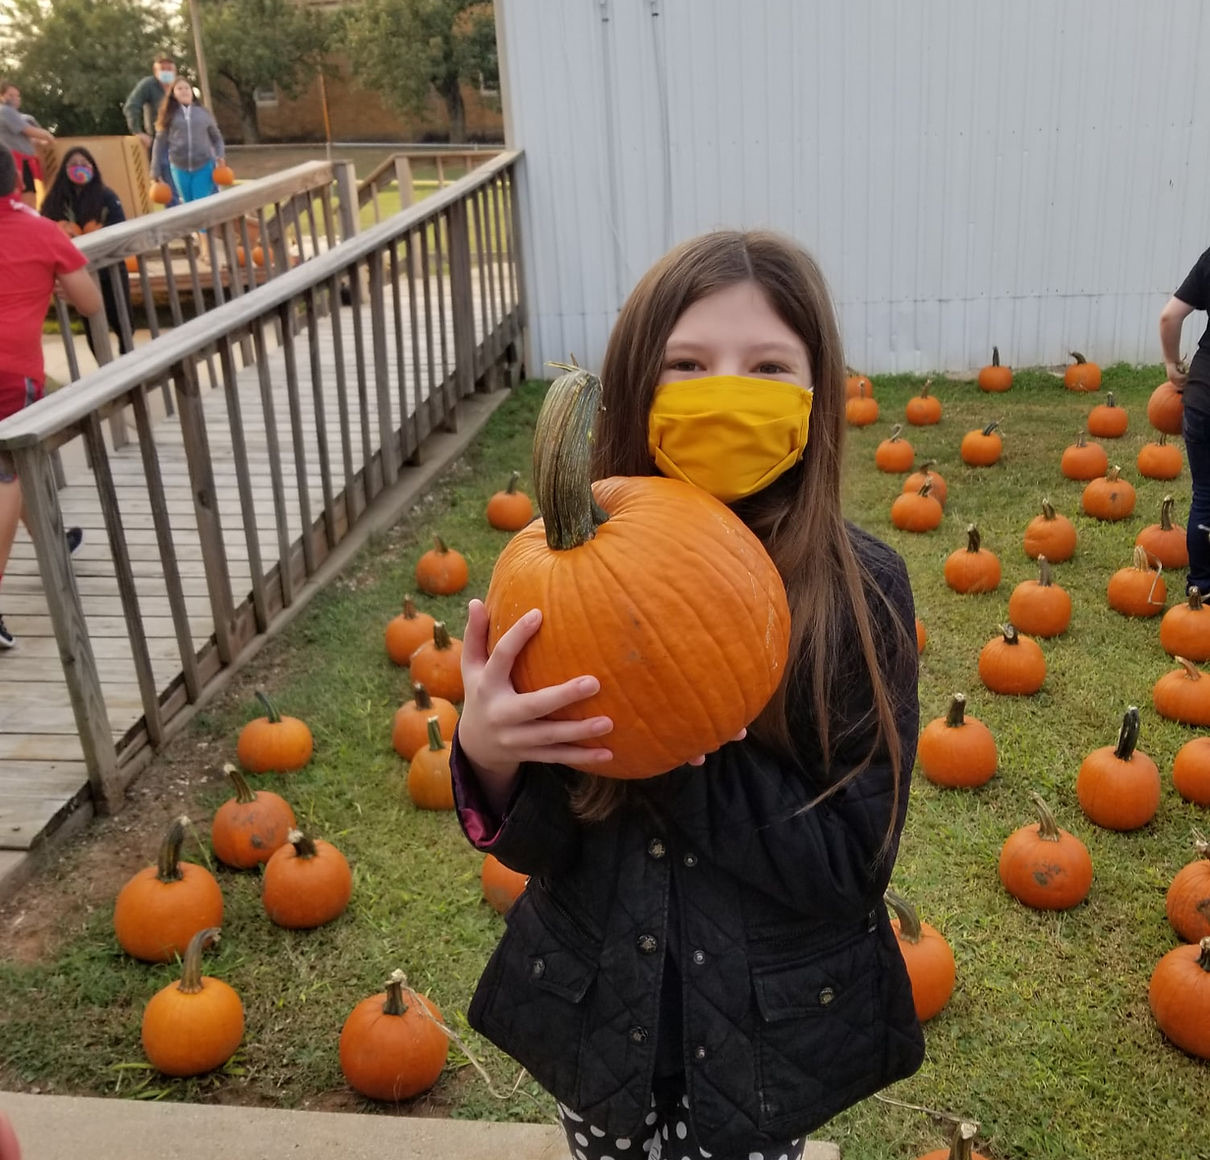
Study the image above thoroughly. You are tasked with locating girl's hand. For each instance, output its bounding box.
[0,1112,21,1160]
[459,599,613,787]
[685,726,747,766]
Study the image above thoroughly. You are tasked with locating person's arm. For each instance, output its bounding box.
[19,121,53,145]
[150,131,167,179]
[205,111,225,161]
[102,188,126,226]
[1160,296,1195,390]
[57,268,102,317]
[123,78,152,145]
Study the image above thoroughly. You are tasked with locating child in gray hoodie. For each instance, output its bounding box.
[151,78,225,203]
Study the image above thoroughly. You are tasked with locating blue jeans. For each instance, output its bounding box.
[1183,398,1210,594]
[170,159,216,203]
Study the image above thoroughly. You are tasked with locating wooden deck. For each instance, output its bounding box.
[0,279,495,852]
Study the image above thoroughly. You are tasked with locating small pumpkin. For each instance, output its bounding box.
[885,888,956,1022]
[1022,498,1076,563]
[915,617,926,654]
[235,244,265,268]
[124,254,140,274]
[1148,379,1185,435]
[1075,706,1160,831]
[409,621,465,703]
[339,969,449,1101]
[1166,835,1210,943]
[1087,391,1128,438]
[1081,465,1136,521]
[1008,556,1071,638]
[210,762,296,870]
[415,535,469,596]
[977,346,1012,393]
[407,717,455,810]
[1064,350,1102,391]
[874,424,915,473]
[1138,432,1183,481]
[1149,936,1210,1059]
[1060,431,1109,481]
[1136,494,1189,570]
[844,369,874,399]
[1173,736,1210,806]
[944,525,1001,594]
[917,1121,990,1160]
[1107,545,1166,618]
[844,382,879,426]
[959,420,1002,467]
[141,927,244,1077]
[978,623,1045,695]
[998,793,1093,910]
[212,162,235,186]
[917,693,996,788]
[1154,656,1210,727]
[902,462,948,507]
[150,179,173,204]
[905,378,942,425]
[113,816,224,963]
[890,480,943,533]
[1161,588,1210,661]
[485,471,534,531]
[392,682,458,760]
[385,595,437,666]
[482,853,529,914]
[262,830,353,929]
[236,691,313,773]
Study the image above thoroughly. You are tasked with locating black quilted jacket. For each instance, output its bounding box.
[454,526,924,1154]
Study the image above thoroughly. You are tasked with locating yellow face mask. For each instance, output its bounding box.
[647,376,813,503]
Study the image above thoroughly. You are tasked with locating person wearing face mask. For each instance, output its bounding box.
[151,77,225,205]
[41,147,134,358]
[123,54,181,207]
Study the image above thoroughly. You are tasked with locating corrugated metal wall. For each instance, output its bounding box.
[497,0,1210,374]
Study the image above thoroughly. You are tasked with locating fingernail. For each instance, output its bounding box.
[579,677,600,694]
[591,717,613,735]
[525,609,542,626]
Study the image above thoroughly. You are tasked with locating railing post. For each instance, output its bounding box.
[11,442,121,809]
[333,160,359,243]
[84,298,131,450]
[393,156,415,211]
[447,197,477,413]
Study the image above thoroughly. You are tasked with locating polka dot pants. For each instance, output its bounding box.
[556,1091,806,1160]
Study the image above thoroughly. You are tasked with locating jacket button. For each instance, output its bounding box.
[637,933,658,954]
[691,949,706,966]
[693,1045,707,1061]
[647,838,666,859]
[629,1026,648,1044]
[682,852,698,868]
[530,958,546,979]
[818,986,836,1006]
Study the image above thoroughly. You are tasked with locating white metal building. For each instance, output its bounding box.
[495,0,1210,375]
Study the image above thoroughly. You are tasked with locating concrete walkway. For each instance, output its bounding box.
[0,1090,840,1159]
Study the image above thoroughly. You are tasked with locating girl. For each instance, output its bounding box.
[452,230,923,1160]
[40,147,134,357]
[150,78,225,204]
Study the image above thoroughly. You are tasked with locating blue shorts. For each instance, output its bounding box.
[170,159,217,203]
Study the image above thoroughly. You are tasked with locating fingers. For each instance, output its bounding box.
[461,598,490,671]
[482,605,543,679]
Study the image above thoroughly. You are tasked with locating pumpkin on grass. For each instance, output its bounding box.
[339,970,449,1101]
[486,471,534,531]
[1138,432,1183,481]
[999,793,1093,910]
[944,525,1001,593]
[890,480,943,533]
[917,1120,990,1160]
[236,691,313,773]
[1060,431,1108,481]
[978,624,1045,695]
[1107,545,1166,618]
[977,346,1011,392]
[1148,379,1185,435]
[211,763,296,869]
[407,717,455,810]
[385,595,437,666]
[959,420,1002,466]
[917,693,996,788]
[1064,350,1102,391]
[114,816,224,963]
[902,462,948,506]
[874,424,914,472]
[844,382,878,426]
[484,365,791,779]
[1154,656,1210,726]
[141,927,243,1077]
[415,535,468,596]
[915,617,926,654]
[392,683,458,760]
[844,369,873,398]
[1008,556,1071,637]
[1173,736,1210,806]
[1082,466,1136,522]
[905,378,942,425]
[262,830,352,929]
[409,622,465,703]
[885,888,956,1022]
[1166,835,1210,943]
[1023,498,1076,562]
[1149,936,1210,1059]
[1136,495,1189,570]
[482,854,528,914]
[1087,391,1128,438]
[1161,588,1210,661]
[1076,706,1160,831]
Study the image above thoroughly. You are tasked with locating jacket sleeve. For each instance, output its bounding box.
[124,78,154,136]
[206,112,225,159]
[150,132,166,176]
[102,189,126,226]
[653,539,918,921]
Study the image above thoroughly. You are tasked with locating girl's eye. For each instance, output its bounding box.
[667,359,699,372]
[756,362,788,375]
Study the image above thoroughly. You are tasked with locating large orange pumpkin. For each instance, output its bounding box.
[1173,736,1210,805]
[385,595,437,666]
[482,854,528,914]
[999,793,1093,910]
[1022,498,1076,562]
[1082,466,1136,522]
[1087,392,1128,438]
[1154,656,1210,727]
[415,535,468,596]
[844,370,874,398]
[1107,545,1166,618]
[409,622,465,703]
[874,424,914,473]
[902,462,948,507]
[1064,350,1101,391]
[959,421,1002,467]
[407,717,455,810]
[844,382,879,426]
[236,691,313,773]
[1166,836,1210,943]
[1138,433,1183,481]
[917,693,997,788]
[885,888,956,1022]
[1161,587,1210,661]
[977,346,1012,392]
[392,682,458,760]
[944,525,1001,594]
[1007,556,1071,638]
[262,830,353,929]
[1060,431,1108,481]
[904,378,942,426]
[1075,706,1160,831]
[1149,936,1210,1059]
[1148,380,1185,435]
[1136,494,1189,570]
[484,367,791,779]
[486,471,534,531]
[210,763,296,869]
[978,624,1045,695]
[890,480,943,533]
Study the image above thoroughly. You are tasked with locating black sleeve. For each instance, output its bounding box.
[103,188,126,225]
[1175,247,1210,309]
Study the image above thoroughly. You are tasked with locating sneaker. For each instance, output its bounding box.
[65,527,83,555]
[0,615,14,649]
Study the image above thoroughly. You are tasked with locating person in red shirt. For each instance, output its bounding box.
[0,146,102,649]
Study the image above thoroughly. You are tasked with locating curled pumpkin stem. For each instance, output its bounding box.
[1029,793,1062,842]
[156,816,190,883]
[884,887,924,944]
[1113,706,1141,761]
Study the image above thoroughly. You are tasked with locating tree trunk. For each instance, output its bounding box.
[238,88,261,144]
[439,73,466,144]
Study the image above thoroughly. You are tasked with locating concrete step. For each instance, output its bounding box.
[0,1090,840,1160]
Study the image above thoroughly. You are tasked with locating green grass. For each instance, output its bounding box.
[2,367,1208,1158]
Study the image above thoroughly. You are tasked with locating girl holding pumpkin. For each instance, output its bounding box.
[151,78,225,204]
[453,231,923,1159]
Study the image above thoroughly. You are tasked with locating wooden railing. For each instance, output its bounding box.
[357,149,502,225]
[0,150,525,810]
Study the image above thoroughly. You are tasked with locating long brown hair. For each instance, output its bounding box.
[155,84,191,133]
[577,229,912,843]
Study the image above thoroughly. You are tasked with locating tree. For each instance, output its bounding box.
[187,0,329,143]
[0,0,175,135]
[342,0,498,144]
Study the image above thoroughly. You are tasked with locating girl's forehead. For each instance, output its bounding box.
[668,282,800,344]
